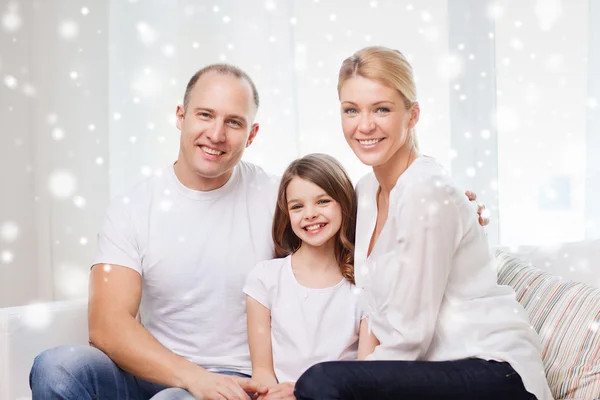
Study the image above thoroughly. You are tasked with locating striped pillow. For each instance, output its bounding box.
[495,250,600,400]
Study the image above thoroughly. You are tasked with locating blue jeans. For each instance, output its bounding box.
[29,345,249,400]
[294,358,537,400]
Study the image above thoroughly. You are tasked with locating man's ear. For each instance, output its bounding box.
[175,104,185,130]
[409,102,420,129]
[246,123,260,148]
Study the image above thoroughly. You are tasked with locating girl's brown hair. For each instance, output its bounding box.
[272,153,357,284]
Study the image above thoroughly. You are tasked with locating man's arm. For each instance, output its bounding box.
[88,263,196,387]
[89,264,266,399]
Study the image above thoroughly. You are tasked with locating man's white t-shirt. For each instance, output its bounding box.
[243,255,363,382]
[93,161,279,375]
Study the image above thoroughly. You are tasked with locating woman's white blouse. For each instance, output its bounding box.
[354,156,552,400]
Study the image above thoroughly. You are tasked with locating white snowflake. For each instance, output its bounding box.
[420,11,432,23]
[55,264,88,298]
[132,70,163,97]
[58,20,79,40]
[4,74,17,89]
[73,195,86,208]
[264,1,276,11]
[0,221,19,242]
[1,250,14,263]
[79,237,88,245]
[22,303,52,330]
[545,54,564,72]
[510,38,524,51]
[486,2,504,20]
[160,199,173,212]
[22,83,36,96]
[162,44,176,57]
[141,166,152,176]
[51,127,65,141]
[534,0,562,31]
[2,4,22,32]
[494,107,520,132]
[48,170,77,198]
[136,21,157,46]
[81,7,89,16]
[421,26,439,42]
[436,53,464,80]
[466,167,476,177]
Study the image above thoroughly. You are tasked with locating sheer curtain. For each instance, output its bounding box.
[0,0,597,307]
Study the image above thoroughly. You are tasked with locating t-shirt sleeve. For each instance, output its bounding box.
[92,198,142,275]
[243,262,271,309]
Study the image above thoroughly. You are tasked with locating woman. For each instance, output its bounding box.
[294,46,552,400]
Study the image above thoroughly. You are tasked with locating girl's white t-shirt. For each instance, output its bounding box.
[243,255,363,383]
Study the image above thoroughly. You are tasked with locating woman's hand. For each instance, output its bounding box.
[465,191,490,226]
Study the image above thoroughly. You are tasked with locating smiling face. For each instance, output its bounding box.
[175,71,259,190]
[286,176,343,250]
[339,75,419,168]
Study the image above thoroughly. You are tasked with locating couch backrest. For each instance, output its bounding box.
[496,250,600,400]
[495,239,600,288]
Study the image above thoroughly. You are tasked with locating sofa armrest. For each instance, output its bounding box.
[0,299,88,400]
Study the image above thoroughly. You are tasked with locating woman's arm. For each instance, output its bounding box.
[246,295,279,387]
[357,318,379,360]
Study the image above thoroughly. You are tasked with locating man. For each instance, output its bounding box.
[30,63,487,400]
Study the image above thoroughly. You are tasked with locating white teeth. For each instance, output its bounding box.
[305,223,325,231]
[358,139,381,145]
[201,146,223,155]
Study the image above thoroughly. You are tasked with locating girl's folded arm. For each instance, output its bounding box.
[246,295,279,387]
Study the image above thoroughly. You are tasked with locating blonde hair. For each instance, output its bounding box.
[338,46,419,149]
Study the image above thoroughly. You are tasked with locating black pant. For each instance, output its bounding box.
[294,358,537,400]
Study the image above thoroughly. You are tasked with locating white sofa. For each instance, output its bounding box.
[1,240,598,399]
[0,299,88,400]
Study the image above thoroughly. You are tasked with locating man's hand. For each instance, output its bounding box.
[255,382,295,400]
[184,370,267,400]
[465,191,490,227]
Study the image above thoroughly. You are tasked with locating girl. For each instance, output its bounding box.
[294,46,553,400]
[243,153,368,400]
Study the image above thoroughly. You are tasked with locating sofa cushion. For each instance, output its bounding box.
[496,250,600,400]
